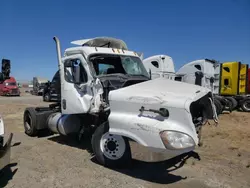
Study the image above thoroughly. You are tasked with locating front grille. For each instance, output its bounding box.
[11,89,18,94]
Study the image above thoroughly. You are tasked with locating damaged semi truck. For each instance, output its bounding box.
[23,36,217,168]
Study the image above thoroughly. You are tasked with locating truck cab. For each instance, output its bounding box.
[175,59,221,94]
[43,71,61,102]
[0,76,20,96]
[143,55,176,80]
[23,36,217,168]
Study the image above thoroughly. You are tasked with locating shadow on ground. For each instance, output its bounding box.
[92,151,200,184]
[48,134,93,154]
[0,163,18,188]
[48,134,200,185]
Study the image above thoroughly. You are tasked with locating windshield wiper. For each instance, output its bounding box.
[129,74,149,79]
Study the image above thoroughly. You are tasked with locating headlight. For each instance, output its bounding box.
[160,131,195,150]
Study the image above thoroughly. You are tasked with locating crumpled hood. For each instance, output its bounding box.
[108,77,211,109]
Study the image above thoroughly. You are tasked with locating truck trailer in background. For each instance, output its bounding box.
[32,77,49,96]
[247,68,250,94]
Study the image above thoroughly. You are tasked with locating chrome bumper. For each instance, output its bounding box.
[0,133,13,171]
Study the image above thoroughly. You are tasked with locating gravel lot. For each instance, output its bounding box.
[0,92,250,188]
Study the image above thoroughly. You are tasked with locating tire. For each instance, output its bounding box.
[240,98,250,112]
[214,99,223,115]
[225,97,238,111]
[23,107,38,136]
[43,93,50,102]
[91,122,132,168]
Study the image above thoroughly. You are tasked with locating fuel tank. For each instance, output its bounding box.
[47,112,80,135]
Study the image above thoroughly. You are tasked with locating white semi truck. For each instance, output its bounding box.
[143,55,176,80]
[23,37,217,168]
[0,114,13,171]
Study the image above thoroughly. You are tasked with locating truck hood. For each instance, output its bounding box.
[109,77,211,109]
[108,77,215,154]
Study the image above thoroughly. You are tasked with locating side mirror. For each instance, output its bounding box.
[195,71,204,86]
[73,63,81,84]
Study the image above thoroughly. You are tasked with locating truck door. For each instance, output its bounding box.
[61,54,100,114]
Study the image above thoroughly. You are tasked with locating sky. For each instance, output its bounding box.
[0,0,250,81]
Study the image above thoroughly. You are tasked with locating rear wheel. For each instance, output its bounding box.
[241,98,250,112]
[91,122,132,168]
[225,97,238,111]
[23,107,38,136]
[214,99,223,115]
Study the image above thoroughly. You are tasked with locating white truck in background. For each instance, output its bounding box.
[175,59,231,114]
[143,55,229,115]
[143,55,176,80]
[23,36,217,168]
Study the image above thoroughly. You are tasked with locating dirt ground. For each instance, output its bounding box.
[0,89,250,188]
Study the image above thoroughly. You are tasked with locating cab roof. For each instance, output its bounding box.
[71,37,128,50]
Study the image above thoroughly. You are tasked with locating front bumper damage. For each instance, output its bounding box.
[0,133,13,171]
[189,93,218,145]
[2,89,20,96]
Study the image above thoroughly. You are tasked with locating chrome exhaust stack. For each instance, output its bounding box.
[53,36,63,69]
[53,36,64,101]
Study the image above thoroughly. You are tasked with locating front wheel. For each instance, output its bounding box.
[43,93,50,102]
[241,98,250,112]
[91,122,132,168]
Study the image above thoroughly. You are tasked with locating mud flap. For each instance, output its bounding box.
[208,97,218,125]
[0,133,13,171]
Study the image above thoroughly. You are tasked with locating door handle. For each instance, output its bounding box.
[139,106,169,117]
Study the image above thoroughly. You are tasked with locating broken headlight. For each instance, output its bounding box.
[160,130,195,150]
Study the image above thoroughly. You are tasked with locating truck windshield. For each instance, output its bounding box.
[5,82,16,86]
[89,54,149,78]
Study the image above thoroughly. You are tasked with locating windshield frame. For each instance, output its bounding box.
[87,53,150,79]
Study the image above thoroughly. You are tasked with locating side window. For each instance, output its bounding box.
[223,67,230,73]
[64,59,88,83]
[151,61,159,68]
[224,79,229,86]
[175,76,182,81]
[194,64,201,70]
